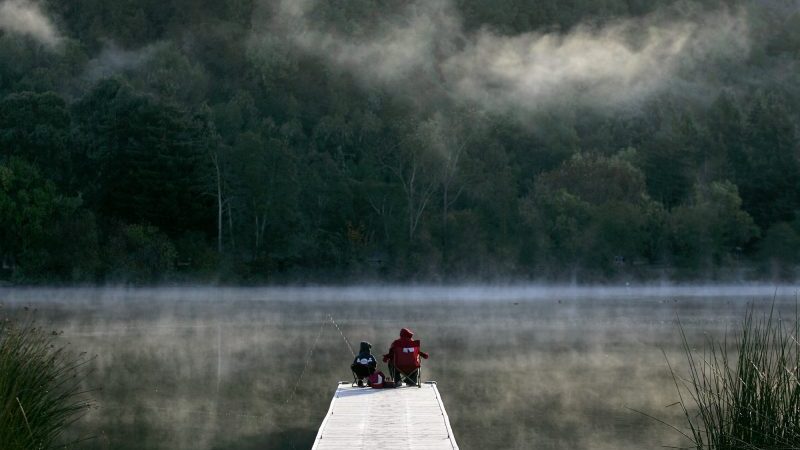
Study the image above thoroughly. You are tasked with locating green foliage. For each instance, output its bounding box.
[0,314,92,449]
[758,222,800,279]
[537,152,648,205]
[173,232,219,276]
[74,79,213,235]
[735,93,800,227]
[0,0,799,282]
[132,44,210,105]
[0,92,72,187]
[669,181,759,269]
[104,224,178,283]
[0,158,98,282]
[638,113,701,208]
[525,153,668,276]
[530,188,593,268]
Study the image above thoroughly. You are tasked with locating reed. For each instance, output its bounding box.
[0,313,93,449]
[669,304,800,449]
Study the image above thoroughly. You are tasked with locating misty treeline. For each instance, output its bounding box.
[0,0,799,283]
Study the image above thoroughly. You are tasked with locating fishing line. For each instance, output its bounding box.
[285,317,326,406]
[86,315,358,449]
[280,317,327,450]
[328,314,356,357]
[282,314,356,450]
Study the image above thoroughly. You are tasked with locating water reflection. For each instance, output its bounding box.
[1,286,796,449]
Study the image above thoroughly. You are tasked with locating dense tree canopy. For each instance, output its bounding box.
[0,0,798,283]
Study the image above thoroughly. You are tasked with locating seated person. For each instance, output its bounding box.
[351,341,377,387]
[382,328,429,386]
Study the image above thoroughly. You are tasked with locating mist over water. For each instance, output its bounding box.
[1,0,798,446]
[1,285,797,449]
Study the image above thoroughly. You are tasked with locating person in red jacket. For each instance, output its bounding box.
[382,328,429,386]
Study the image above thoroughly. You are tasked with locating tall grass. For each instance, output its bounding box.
[669,303,800,449]
[0,311,93,449]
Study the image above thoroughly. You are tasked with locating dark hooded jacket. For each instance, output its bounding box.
[382,328,429,363]
[352,341,377,370]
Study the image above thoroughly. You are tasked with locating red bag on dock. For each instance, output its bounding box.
[368,371,396,389]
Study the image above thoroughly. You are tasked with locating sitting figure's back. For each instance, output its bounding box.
[383,328,429,386]
[351,341,377,387]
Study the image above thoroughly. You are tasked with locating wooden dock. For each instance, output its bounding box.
[312,381,459,450]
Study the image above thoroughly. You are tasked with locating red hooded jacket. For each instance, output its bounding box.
[382,328,429,363]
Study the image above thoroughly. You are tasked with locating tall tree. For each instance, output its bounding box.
[735,93,800,227]
[74,79,213,235]
[0,92,73,187]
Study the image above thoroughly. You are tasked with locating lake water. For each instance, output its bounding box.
[1,285,797,449]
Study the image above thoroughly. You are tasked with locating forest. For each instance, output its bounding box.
[0,0,799,283]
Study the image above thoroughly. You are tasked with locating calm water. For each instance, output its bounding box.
[1,285,797,449]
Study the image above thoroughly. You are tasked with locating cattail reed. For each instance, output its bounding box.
[670,303,800,449]
[0,313,93,449]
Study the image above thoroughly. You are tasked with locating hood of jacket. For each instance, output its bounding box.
[358,341,372,355]
[400,328,413,339]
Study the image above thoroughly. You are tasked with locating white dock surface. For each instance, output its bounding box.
[312,382,459,450]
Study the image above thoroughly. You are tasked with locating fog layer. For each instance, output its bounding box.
[2,286,797,449]
[0,0,61,48]
[267,0,750,111]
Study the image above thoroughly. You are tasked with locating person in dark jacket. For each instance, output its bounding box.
[382,328,429,386]
[351,341,377,387]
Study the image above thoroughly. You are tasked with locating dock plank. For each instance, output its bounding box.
[312,382,459,450]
